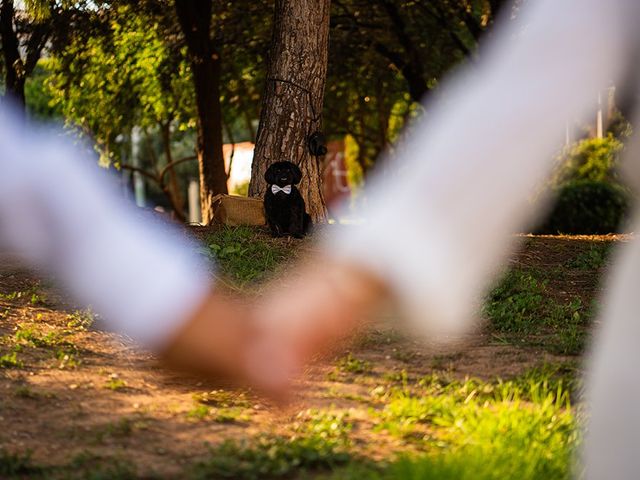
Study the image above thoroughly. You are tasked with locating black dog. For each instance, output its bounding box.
[264,161,311,238]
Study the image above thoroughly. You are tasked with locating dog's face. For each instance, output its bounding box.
[264,161,302,186]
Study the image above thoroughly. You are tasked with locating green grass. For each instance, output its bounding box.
[191,435,351,480]
[66,308,96,330]
[483,268,592,354]
[336,353,372,374]
[64,452,139,480]
[0,448,41,477]
[191,410,352,479]
[0,284,47,306]
[0,369,578,479]
[566,243,612,270]
[0,351,23,368]
[198,226,292,287]
[104,374,127,391]
[186,370,576,480]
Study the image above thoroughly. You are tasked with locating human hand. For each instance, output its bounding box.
[160,257,388,402]
[245,256,390,398]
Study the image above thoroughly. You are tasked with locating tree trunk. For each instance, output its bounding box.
[175,0,227,225]
[249,0,330,222]
[0,0,26,108]
[160,121,185,215]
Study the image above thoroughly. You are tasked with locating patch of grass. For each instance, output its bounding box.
[55,348,81,369]
[294,408,354,439]
[193,389,251,408]
[199,226,291,287]
[191,433,350,479]
[337,353,372,374]
[187,404,211,420]
[372,374,576,478]
[93,417,148,444]
[483,268,593,355]
[0,351,23,368]
[189,390,252,423]
[190,409,353,479]
[66,451,138,479]
[66,308,96,330]
[13,385,55,400]
[483,269,547,334]
[0,285,47,306]
[566,243,612,270]
[104,374,127,391]
[213,407,251,424]
[0,448,41,477]
[383,369,410,386]
[13,323,67,349]
[392,350,417,364]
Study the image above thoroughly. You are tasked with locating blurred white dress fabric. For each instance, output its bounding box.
[0,107,211,349]
[328,0,640,477]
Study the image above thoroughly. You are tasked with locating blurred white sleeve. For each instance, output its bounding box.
[0,108,212,350]
[328,0,639,336]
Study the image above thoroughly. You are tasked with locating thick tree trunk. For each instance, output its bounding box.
[175,0,228,224]
[249,0,330,222]
[0,0,26,107]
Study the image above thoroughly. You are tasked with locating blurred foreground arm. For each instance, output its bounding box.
[255,0,640,397]
[327,0,638,336]
[0,107,272,392]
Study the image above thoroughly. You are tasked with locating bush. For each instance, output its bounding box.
[552,135,623,186]
[539,180,630,234]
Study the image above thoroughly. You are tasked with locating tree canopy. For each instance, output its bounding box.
[1,0,512,212]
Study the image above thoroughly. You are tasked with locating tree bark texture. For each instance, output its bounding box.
[0,0,50,111]
[175,0,228,224]
[249,0,330,222]
[0,0,25,107]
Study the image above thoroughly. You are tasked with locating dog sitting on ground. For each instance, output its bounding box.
[263,161,311,238]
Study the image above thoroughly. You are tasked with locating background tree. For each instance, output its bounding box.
[0,0,54,109]
[46,3,196,218]
[175,0,228,224]
[249,0,331,222]
[323,0,512,173]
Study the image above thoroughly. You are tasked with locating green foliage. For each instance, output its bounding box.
[230,180,250,196]
[553,135,623,186]
[189,390,252,423]
[371,374,576,480]
[541,135,631,234]
[566,243,612,270]
[66,451,138,480]
[540,180,630,235]
[0,351,23,368]
[337,353,372,374]
[0,448,40,477]
[104,374,127,391]
[191,435,351,479]
[187,404,210,421]
[483,270,547,334]
[199,226,291,287]
[46,5,195,166]
[483,268,591,354]
[193,389,251,408]
[66,308,96,331]
[25,60,62,121]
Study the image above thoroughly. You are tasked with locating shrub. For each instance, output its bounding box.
[552,134,623,186]
[539,180,630,234]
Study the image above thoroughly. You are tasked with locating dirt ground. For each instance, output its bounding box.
[0,233,626,477]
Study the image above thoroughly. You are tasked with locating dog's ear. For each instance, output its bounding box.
[264,163,277,184]
[289,162,302,184]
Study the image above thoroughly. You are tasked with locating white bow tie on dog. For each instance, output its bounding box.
[271,184,292,195]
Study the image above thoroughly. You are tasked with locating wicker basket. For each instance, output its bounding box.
[212,194,266,226]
